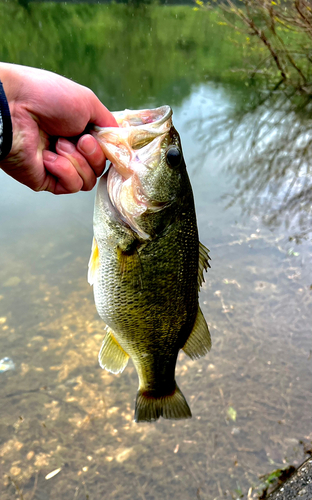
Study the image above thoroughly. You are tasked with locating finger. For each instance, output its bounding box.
[88,91,118,128]
[56,138,97,191]
[42,150,83,194]
[77,134,107,177]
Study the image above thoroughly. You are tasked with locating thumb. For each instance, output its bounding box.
[89,93,118,128]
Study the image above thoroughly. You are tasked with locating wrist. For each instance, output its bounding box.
[0,73,13,161]
[0,63,23,104]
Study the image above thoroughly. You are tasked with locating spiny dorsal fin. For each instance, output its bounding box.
[198,241,211,290]
[134,382,192,422]
[88,237,100,286]
[98,328,129,374]
[182,307,211,360]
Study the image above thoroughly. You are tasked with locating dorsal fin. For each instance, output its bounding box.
[182,307,211,359]
[198,241,211,290]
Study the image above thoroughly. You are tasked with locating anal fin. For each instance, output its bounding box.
[99,328,129,374]
[183,307,211,360]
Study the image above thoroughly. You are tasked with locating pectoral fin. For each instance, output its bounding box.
[98,328,129,374]
[198,241,211,290]
[183,307,211,360]
[88,237,100,286]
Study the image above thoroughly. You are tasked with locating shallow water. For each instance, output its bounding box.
[1,4,312,500]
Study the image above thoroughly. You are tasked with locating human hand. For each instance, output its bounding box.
[0,63,118,194]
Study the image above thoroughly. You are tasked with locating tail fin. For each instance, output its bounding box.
[134,383,192,423]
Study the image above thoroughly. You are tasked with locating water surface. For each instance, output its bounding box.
[0,3,311,500]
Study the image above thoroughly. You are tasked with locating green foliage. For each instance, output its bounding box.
[0,1,256,110]
[257,465,297,498]
[215,0,312,93]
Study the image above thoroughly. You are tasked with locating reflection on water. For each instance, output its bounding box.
[193,86,312,241]
[1,3,312,500]
[0,1,250,110]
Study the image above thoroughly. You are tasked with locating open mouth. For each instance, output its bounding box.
[93,106,173,239]
[92,105,173,162]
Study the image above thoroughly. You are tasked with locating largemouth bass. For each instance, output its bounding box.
[88,106,211,422]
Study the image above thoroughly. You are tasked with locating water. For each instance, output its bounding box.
[0,3,312,500]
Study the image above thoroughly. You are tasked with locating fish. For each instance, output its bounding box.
[88,105,211,422]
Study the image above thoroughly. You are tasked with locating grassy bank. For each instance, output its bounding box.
[0,2,258,109]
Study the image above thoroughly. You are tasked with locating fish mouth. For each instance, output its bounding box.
[93,106,173,239]
[94,105,172,135]
[92,105,172,175]
[111,105,172,129]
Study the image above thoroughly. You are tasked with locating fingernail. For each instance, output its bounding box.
[43,151,57,162]
[58,138,75,153]
[79,136,97,155]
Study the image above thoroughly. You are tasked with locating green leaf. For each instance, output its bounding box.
[227,406,237,421]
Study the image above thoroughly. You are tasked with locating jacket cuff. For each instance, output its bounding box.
[0,80,13,161]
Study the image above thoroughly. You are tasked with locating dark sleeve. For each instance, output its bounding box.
[0,81,13,161]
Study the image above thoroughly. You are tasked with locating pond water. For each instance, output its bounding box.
[0,3,311,500]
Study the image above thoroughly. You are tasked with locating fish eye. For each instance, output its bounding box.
[166,147,182,168]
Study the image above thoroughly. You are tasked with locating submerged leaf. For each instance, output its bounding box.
[227,406,237,421]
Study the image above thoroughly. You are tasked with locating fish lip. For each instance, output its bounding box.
[132,105,172,128]
[150,105,172,126]
[118,105,172,128]
[93,105,172,132]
